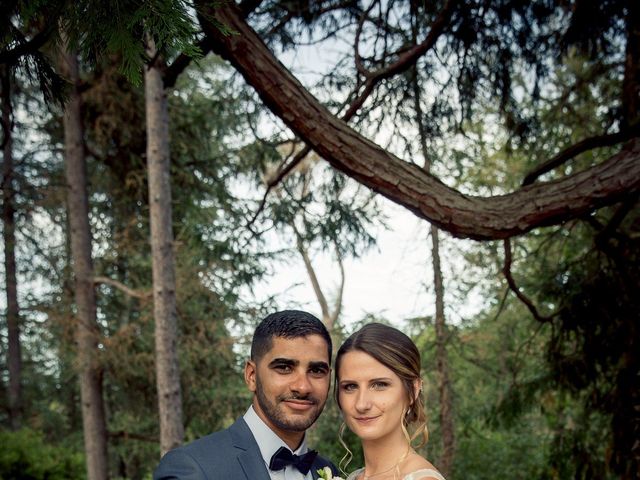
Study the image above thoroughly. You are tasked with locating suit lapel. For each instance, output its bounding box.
[237,448,271,480]
[229,418,271,480]
[310,457,329,480]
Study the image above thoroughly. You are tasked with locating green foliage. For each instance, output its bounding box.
[3,1,636,479]
[63,0,201,85]
[0,428,85,480]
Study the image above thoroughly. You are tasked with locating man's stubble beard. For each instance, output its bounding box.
[255,375,326,432]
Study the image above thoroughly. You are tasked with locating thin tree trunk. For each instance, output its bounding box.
[145,38,184,456]
[1,66,22,430]
[429,225,455,476]
[408,30,455,471]
[289,173,344,332]
[60,50,109,480]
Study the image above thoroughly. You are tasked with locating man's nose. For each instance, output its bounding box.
[290,371,312,395]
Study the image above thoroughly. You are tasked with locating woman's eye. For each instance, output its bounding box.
[372,382,389,390]
[341,383,356,391]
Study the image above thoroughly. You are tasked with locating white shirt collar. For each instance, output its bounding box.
[243,405,309,467]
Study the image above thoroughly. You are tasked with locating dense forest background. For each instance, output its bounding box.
[1,1,638,479]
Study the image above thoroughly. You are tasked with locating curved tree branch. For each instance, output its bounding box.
[197,1,640,240]
[246,0,457,228]
[522,124,640,186]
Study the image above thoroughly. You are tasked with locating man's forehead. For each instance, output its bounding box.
[263,334,330,362]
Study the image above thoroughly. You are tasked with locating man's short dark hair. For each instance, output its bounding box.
[250,310,332,363]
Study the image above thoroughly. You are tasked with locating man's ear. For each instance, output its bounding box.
[245,360,257,392]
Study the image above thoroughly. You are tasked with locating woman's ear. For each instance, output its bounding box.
[412,379,422,402]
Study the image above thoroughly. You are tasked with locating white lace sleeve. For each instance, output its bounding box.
[345,468,364,480]
[403,468,446,480]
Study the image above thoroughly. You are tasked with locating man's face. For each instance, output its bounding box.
[245,335,331,445]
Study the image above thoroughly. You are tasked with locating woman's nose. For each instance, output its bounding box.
[355,389,371,412]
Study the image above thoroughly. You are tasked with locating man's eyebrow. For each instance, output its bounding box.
[268,358,298,367]
[309,361,330,371]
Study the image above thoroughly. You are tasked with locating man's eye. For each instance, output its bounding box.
[274,364,292,373]
[309,367,328,376]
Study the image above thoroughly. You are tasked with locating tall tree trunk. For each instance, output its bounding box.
[1,67,22,430]
[408,35,455,471]
[60,51,109,480]
[145,38,184,456]
[429,225,455,476]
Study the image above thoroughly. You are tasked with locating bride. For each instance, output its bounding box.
[334,323,446,480]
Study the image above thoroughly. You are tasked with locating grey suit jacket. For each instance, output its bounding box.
[153,418,337,480]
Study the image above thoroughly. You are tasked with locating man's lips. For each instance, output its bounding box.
[282,399,316,411]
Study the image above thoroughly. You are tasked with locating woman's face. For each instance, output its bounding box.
[337,350,410,443]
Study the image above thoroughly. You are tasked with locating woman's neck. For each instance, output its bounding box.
[361,432,411,477]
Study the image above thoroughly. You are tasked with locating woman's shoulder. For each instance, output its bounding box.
[403,468,446,480]
[401,455,445,480]
[345,468,364,480]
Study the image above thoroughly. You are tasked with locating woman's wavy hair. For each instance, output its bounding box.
[335,323,429,453]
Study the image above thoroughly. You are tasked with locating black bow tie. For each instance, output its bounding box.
[269,446,318,475]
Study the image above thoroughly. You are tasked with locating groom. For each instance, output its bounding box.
[154,310,338,479]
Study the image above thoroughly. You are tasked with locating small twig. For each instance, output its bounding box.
[522,125,640,185]
[597,194,639,242]
[502,239,553,323]
[246,144,312,228]
[109,430,157,443]
[239,0,264,18]
[163,37,213,89]
[93,276,151,299]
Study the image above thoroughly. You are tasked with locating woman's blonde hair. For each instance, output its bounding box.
[335,323,429,451]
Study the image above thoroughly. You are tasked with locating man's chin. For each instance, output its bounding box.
[276,410,321,432]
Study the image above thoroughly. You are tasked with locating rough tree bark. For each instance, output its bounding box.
[429,226,455,475]
[145,38,184,456]
[1,66,22,430]
[410,49,456,472]
[287,171,343,332]
[195,2,640,240]
[60,50,109,480]
[295,232,344,332]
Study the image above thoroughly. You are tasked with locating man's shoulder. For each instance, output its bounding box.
[174,428,232,456]
[153,420,251,479]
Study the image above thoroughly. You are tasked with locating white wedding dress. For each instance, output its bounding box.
[345,467,446,480]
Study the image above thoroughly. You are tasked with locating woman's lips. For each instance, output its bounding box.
[354,415,380,424]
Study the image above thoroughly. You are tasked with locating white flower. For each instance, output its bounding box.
[317,466,345,480]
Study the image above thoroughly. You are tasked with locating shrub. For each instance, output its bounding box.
[0,428,85,480]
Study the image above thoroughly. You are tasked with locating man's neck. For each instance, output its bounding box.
[252,402,305,451]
